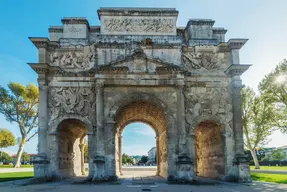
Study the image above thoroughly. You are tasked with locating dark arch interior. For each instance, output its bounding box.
[115,100,168,178]
[57,119,88,178]
[195,121,225,179]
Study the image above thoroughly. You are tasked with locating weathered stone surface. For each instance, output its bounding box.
[29,7,251,183]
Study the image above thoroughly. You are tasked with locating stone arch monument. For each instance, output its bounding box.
[29,7,251,182]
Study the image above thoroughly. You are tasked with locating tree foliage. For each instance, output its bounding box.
[259,60,287,133]
[270,149,286,161]
[0,82,39,167]
[0,151,12,163]
[21,152,30,162]
[122,153,134,165]
[242,87,275,169]
[140,155,148,164]
[0,128,16,149]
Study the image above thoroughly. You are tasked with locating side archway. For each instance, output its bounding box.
[192,115,232,179]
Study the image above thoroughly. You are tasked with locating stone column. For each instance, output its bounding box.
[33,80,51,180]
[38,82,48,155]
[231,76,245,156]
[175,84,194,182]
[93,83,106,180]
[79,143,86,175]
[177,85,187,156]
[96,83,104,155]
[156,136,160,175]
[119,136,123,175]
[225,64,251,182]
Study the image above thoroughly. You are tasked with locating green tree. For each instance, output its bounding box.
[0,128,16,157]
[270,149,286,161]
[242,87,275,169]
[141,155,148,164]
[0,151,12,163]
[0,82,39,168]
[259,60,287,133]
[21,152,30,162]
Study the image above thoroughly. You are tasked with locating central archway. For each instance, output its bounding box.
[114,100,168,178]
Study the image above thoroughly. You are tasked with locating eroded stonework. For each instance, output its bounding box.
[30,7,251,183]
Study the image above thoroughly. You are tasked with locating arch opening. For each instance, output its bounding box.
[57,119,88,178]
[114,100,168,178]
[195,121,225,179]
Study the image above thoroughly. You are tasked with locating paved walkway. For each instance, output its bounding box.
[0,179,286,192]
[251,169,287,174]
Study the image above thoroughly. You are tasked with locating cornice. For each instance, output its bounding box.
[97,7,179,19]
[213,27,227,34]
[224,64,252,76]
[187,19,215,28]
[227,39,248,50]
[48,26,63,33]
[29,37,60,49]
[61,17,89,25]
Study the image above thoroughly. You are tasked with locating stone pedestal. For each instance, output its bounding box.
[33,153,52,181]
[93,156,106,181]
[175,154,194,182]
[234,155,252,182]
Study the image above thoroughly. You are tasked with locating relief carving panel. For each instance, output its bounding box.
[184,85,233,133]
[48,87,96,125]
[49,44,97,71]
[182,48,224,71]
[103,18,174,33]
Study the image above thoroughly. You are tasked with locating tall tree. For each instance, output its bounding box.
[259,60,287,133]
[242,87,275,169]
[21,152,31,162]
[0,128,16,156]
[0,82,38,168]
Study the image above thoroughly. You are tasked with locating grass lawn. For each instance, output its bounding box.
[0,165,33,168]
[251,173,287,184]
[250,166,287,171]
[0,172,34,182]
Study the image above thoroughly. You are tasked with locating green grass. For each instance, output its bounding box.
[0,172,34,182]
[250,166,287,171]
[0,165,33,168]
[251,173,287,184]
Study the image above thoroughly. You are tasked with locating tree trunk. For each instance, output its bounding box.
[250,149,260,169]
[14,138,26,168]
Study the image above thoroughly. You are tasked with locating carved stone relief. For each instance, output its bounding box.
[49,44,97,71]
[182,48,223,71]
[184,85,233,134]
[103,18,174,33]
[48,87,96,125]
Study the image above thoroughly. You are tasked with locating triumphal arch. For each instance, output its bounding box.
[29,8,251,182]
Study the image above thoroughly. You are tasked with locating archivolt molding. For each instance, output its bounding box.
[48,115,94,134]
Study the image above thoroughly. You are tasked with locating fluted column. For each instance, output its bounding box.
[177,84,187,156]
[96,83,104,156]
[38,82,48,155]
[231,76,245,156]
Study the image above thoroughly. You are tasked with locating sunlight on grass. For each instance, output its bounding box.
[250,166,287,171]
[0,165,33,168]
[251,173,287,184]
[0,172,34,182]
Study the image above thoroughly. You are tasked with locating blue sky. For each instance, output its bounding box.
[0,0,287,155]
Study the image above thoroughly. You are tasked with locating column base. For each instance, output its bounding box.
[173,154,195,183]
[234,155,252,183]
[92,156,106,181]
[32,153,53,181]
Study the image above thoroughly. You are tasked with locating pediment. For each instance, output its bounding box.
[99,48,182,73]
